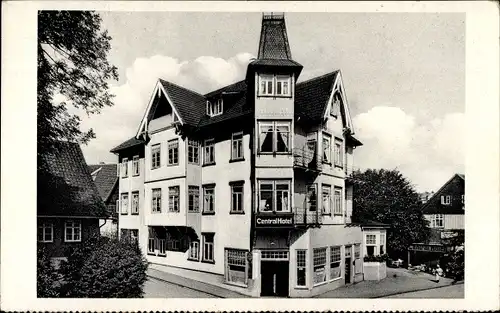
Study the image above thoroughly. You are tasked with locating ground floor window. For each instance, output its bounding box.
[296,250,307,287]
[202,233,215,263]
[64,220,81,242]
[313,248,327,285]
[354,244,362,274]
[366,234,377,256]
[148,237,155,254]
[330,246,341,280]
[225,249,248,286]
[158,239,166,256]
[380,234,386,255]
[189,241,199,261]
[38,223,53,243]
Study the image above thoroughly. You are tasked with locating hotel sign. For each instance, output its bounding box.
[255,214,294,228]
[408,244,447,253]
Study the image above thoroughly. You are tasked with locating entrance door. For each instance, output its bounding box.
[345,257,352,283]
[261,261,289,297]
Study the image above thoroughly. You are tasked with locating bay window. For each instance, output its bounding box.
[330,246,341,280]
[188,186,200,212]
[313,248,327,285]
[306,184,317,212]
[258,121,291,153]
[258,180,291,212]
[168,186,180,212]
[365,234,377,256]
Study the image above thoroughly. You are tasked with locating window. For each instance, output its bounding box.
[334,138,343,167]
[330,93,341,117]
[203,185,215,213]
[189,241,200,260]
[206,99,223,117]
[151,144,161,169]
[131,229,138,244]
[431,214,444,228]
[158,239,166,256]
[380,234,386,255]
[188,139,199,164]
[261,250,289,260]
[330,246,341,280]
[37,223,53,243]
[461,194,464,204]
[306,184,317,212]
[230,182,244,213]
[322,185,331,215]
[258,180,291,212]
[204,139,215,165]
[313,248,327,285]
[121,158,128,178]
[225,249,248,286]
[121,193,129,214]
[258,121,291,153]
[322,133,331,164]
[333,187,342,215]
[354,244,361,259]
[258,74,292,97]
[131,191,139,214]
[231,132,244,160]
[168,139,179,166]
[188,186,200,212]
[441,195,452,205]
[148,236,155,254]
[65,220,81,242]
[168,186,180,212]
[296,250,307,287]
[202,233,215,263]
[152,188,162,213]
[366,234,376,256]
[132,156,140,176]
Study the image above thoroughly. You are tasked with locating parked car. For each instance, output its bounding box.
[388,258,404,268]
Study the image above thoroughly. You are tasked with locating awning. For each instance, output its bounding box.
[164,226,199,241]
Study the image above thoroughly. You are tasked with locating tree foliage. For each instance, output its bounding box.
[37,246,61,297]
[37,11,118,158]
[352,169,430,257]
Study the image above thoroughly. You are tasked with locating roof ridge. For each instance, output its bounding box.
[421,173,463,212]
[204,80,246,97]
[159,78,206,98]
[297,69,340,86]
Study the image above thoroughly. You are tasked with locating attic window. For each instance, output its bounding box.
[207,99,223,117]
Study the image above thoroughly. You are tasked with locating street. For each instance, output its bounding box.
[144,277,217,298]
[384,283,464,298]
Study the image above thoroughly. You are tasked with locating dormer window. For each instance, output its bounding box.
[258,74,292,97]
[206,99,223,117]
[441,195,452,205]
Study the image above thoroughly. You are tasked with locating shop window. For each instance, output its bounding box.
[330,246,341,280]
[296,250,307,287]
[313,248,327,285]
[225,249,248,286]
[258,121,291,153]
[258,180,291,213]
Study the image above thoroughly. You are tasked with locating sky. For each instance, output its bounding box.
[77,12,465,193]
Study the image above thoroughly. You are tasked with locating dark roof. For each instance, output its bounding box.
[160,79,207,126]
[88,164,118,202]
[258,13,292,60]
[347,133,363,147]
[422,173,465,214]
[38,141,107,218]
[249,59,302,67]
[360,219,391,228]
[110,136,144,153]
[205,80,247,98]
[295,71,339,122]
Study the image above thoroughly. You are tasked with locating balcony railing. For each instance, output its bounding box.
[293,147,322,172]
[254,207,322,229]
[293,206,322,227]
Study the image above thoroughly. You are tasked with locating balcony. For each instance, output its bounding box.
[293,147,322,173]
[254,207,322,229]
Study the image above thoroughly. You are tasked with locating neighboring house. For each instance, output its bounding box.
[37,141,107,259]
[88,163,119,237]
[110,13,365,297]
[408,173,465,267]
[418,191,434,204]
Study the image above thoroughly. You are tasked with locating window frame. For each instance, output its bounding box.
[258,74,292,97]
[202,233,215,263]
[64,220,82,243]
[322,133,332,164]
[257,121,292,154]
[231,132,244,161]
[168,186,180,213]
[188,241,200,261]
[37,223,53,243]
[121,158,128,178]
[225,248,249,286]
[258,180,291,213]
[441,195,452,205]
[203,138,216,165]
[365,234,377,256]
[333,186,343,215]
[121,192,129,215]
[188,139,199,164]
[203,184,216,214]
[329,246,342,281]
[306,184,317,212]
[131,191,139,215]
[188,185,200,213]
[380,233,386,255]
[432,214,444,228]
[230,182,244,214]
[313,247,327,286]
[296,249,307,288]
[151,144,161,169]
[152,188,162,213]
[132,155,140,176]
[167,139,179,166]
[322,184,332,215]
[130,229,139,244]
[334,138,344,168]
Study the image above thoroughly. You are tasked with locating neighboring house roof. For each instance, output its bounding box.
[360,219,391,229]
[422,173,465,214]
[110,136,144,153]
[295,71,339,122]
[88,164,118,202]
[38,141,107,218]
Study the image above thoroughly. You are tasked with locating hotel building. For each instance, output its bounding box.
[111,13,370,297]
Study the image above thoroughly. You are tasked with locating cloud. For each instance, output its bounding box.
[78,52,254,164]
[353,106,464,192]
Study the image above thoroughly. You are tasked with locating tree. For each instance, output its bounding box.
[37,246,62,297]
[37,11,118,159]
[352,169,430,258]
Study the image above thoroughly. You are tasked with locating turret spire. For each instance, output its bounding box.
[257,13,292,60]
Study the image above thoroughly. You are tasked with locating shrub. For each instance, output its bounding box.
[60,236,148,298]
[37,247,61,297]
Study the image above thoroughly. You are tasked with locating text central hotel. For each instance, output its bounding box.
[111,13,371,297]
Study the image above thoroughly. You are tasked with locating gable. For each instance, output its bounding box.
[323,71,355,132]
[422,174,465,214]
